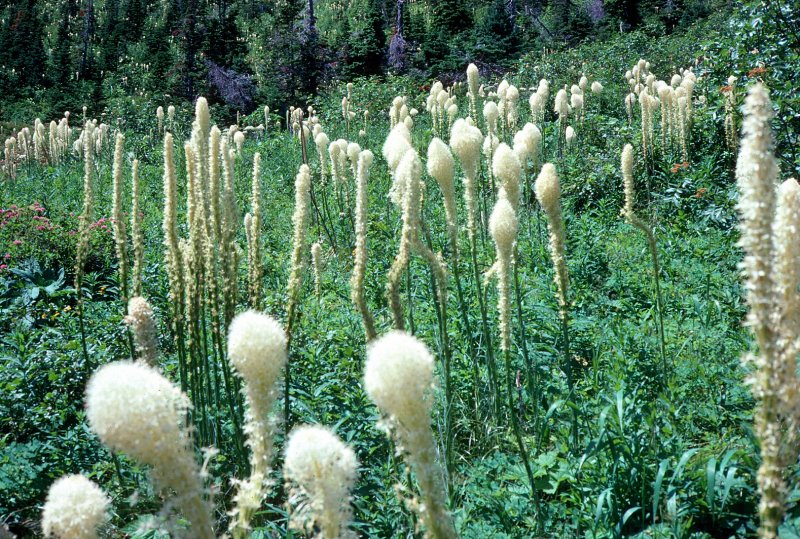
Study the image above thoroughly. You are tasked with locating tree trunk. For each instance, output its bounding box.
[184,0,196,98]
[506,0,517,30]
[80,0,95,79]
[396,0,404,35]
[307,0,316,31]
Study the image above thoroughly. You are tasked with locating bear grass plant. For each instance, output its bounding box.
[1,20,792,536]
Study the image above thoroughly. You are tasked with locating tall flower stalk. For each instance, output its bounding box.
[111,133,129,304]
[285,164,312,427]
[429,135,480,421]
[385,140,452,473]
[555,89,569,158]
[364,331,457,539]
[162,133,187,393]
[125,296,159,366]
[489,197,537,499]
[246,153,263,309]
[425,137,458,477]
[466,63,480,124]
[735,83,800,539]
[386,149,421,330]
[75,121,95,370]
[130,159,144,297]
[450,119,500,419]
[535,163,577,449]
[86,362,214,538]
[351,150,377,341]
[724,76,738,153]
[227,311,287,538]
[620,144,667,382]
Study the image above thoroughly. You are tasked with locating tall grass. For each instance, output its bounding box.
[3,49,775,537]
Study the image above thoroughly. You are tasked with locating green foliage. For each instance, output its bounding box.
[1,2,797,537]
[470,0,521,66]
[0,0,734,119]
[0,0,47,89]
[342,0,386,77]
[0,202,113,274]
[700,0,800,176]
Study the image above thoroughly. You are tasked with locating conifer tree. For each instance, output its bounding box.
[347,0,386,76]
[472,0,519,64]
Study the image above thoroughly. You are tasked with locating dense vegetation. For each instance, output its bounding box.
[0,0,731,121]
[2,0,800,538]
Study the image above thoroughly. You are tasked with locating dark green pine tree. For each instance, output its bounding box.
[48,0,82,112]
[345,0,386,76]
[134,0,177,97]
[255,0,306,105]
[0,6,16,98]
[49,0,78,88]
[423,0,471,70]
[180,0,201,97]
[98,0,122,76]
[78,0,97,80]
[472,0,519,65]
[206,0,247,68]
[297,0,323,99]
[430,0,469,36]
[401,0,423,48]
[0,0,47,92]
[604,0,641,31]
[551,0,575,42]
[332,11,352,72]
[275,0,304,29]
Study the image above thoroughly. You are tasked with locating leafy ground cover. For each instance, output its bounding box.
[1,3,799,537]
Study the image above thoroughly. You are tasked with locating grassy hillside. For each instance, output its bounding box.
[1,3,798,537]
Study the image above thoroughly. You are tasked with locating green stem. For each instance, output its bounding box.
[645,228,668,385]
[560,308,578,451]
[406,268,416,335]
[628,215,668,388]
[310,174,337,254]
[422,228,453,489]
[513,252,536,417]
[469,233,499,421]
[119,274,135,362]
[175,314,187,394]
[212,316,247,471]
[199,301,217,445]
[504,347,537,499]
[284,282,306,432]
[78,299,91,373]
[285,303,298,431]
[453,258,481,425]
[191,314,208,446]
[110,451,126,490]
